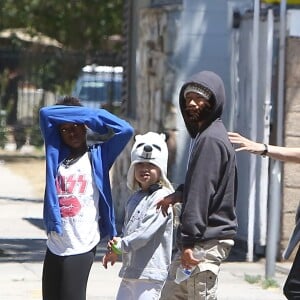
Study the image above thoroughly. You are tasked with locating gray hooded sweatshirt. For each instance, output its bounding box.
[179,71,238,248]
[119,187,173,281]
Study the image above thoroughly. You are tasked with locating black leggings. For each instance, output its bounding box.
[42,247,96,300]
[283,246,300,299]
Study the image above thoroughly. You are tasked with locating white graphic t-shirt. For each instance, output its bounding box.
[47,152,100,256]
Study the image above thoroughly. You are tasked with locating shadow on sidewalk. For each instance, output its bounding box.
[0,238,46,262]
[0,215,118,263]
[0,238,119,263]
[0,196,43,202]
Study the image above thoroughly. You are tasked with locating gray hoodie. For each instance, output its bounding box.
[179,71,238,248]
[119,187,173,281]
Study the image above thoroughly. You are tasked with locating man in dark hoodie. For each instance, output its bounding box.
[159,71,238,299]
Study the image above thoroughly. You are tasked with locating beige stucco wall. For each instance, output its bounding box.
[281,37,300,260]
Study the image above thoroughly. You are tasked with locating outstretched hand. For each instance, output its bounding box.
[228,132,264,154]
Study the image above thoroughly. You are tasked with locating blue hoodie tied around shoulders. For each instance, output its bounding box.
[39,105,134,239]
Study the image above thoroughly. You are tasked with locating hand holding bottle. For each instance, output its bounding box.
[181,247,204,269]
[175,247,206,284]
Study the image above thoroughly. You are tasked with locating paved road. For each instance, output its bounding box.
[0,162,291,299]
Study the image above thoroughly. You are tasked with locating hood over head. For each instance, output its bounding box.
[179,70,225,138]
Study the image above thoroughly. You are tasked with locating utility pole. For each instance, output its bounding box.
[265,0,286,278]
[248,0,260,262]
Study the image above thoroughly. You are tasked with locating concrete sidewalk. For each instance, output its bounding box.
[0,162,291,299]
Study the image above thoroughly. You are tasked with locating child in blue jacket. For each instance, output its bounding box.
[39,96,133,300]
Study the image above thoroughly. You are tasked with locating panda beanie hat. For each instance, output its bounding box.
[127,132,174,192]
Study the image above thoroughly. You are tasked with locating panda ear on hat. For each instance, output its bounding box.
[134,134,142,141]
[159,133,166,141]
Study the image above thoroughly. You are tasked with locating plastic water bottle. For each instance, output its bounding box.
[174,247,206,284]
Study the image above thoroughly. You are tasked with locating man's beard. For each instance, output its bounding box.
[185,106,212,123]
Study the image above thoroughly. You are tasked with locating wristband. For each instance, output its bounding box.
[111,241,122,255]
[261,144,268,157]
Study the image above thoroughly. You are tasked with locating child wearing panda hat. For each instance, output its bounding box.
[103,131,174,300]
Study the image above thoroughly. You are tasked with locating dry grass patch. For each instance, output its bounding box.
[4,159,46,198]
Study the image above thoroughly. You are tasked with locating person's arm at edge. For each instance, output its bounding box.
[156,184,183,217]
[228,132,300,163]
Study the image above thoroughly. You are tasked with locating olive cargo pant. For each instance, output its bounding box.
[160,239,233,300]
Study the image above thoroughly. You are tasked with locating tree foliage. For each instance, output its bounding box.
[0,0,123,53]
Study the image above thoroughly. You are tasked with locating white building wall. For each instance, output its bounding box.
[171,0,251,184]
